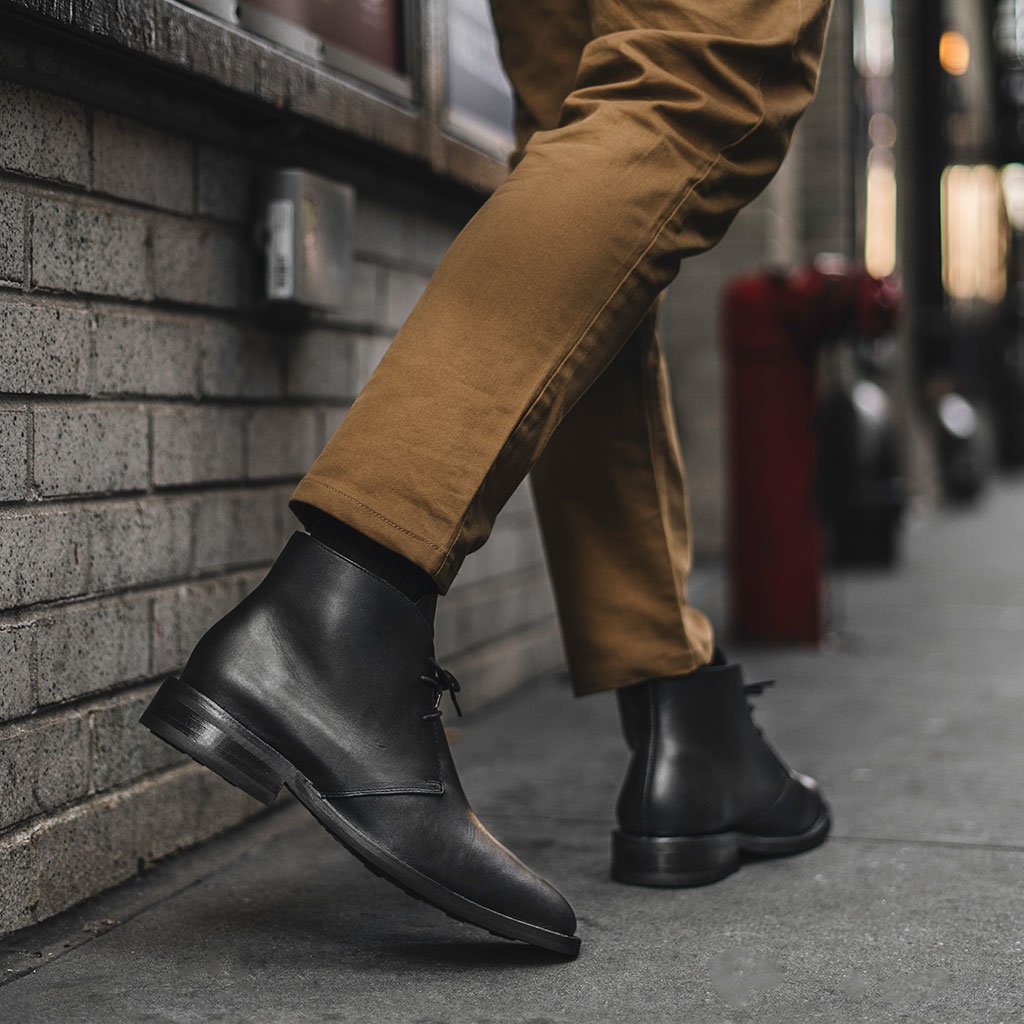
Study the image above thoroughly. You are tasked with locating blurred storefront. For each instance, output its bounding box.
[896,0,1024,489]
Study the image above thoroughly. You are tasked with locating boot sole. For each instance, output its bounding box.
[140,677,581,958]
[611,807,831,888]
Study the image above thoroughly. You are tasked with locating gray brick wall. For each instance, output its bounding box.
[0,52,562,936]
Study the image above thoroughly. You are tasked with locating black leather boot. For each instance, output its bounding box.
[612,650,830,887]
[140,532,579,957]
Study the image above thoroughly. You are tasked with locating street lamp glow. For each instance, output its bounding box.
[939,30,970,76]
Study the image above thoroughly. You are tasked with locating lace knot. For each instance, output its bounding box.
[419,659,463,720]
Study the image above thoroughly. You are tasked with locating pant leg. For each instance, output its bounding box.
[490,0,714,694]
[530,301,714,694]
[490,0,593,171]
[291,0,833,593]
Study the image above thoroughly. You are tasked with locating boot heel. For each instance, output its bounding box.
[140,678,285,806]
[611,830,741,887]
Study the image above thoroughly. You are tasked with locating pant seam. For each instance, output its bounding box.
[295,474,447,554]
[639,336,691,635]
[435,74,771,582]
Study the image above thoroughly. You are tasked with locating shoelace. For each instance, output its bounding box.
[419,659,463,720]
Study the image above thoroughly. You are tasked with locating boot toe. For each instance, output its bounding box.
[500,858,577,939]
[431,815,578,939]
[329,792,578,943]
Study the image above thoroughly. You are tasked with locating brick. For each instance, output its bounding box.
[412,213,457,271]
[200,322,283,398]
[383,267,428,330]
[152,216,248,309]
[0,763,261,930]
[456,513,546,586]
[197,145,255,223]
[88,498,193,593]
[0,301,92,394]
[92,111,194,214]
[94,310,201,397]
[33,405,149,497]
[27,794,139,924]
[129,766,263,878]
[353,195,412,263]
[446,618,564,716]
[246,407,319,479]
[0,190,25,282]
[354,335,391,391]
[267,483,299,549]
[151,405,246,486]
[0,840,36,935]
[0,710,91,830]
[317,405,348,449]
[31,198,151,299]
[151,575,243,674]
[0,410,29,500]
[436,567,554,659]
[193,489,279,571]
[0,626,34,722]
[0,82,89,186]
[235,568,267,602]
[25,805,130,925]
[0,507,89,610]
[332,260,380,326]
[286,327,357,399]
[35,596,151,706]
[89,690,184,793]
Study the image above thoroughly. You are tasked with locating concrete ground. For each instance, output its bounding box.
[3,482,1024,1023]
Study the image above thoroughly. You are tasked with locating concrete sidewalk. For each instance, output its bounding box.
[3,483,1024,1022]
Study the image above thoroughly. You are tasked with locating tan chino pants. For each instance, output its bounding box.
[292,0,832,695]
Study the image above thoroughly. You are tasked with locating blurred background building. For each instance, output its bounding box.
[1,0,1021,938]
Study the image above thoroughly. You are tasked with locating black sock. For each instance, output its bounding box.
[306,511,438,602]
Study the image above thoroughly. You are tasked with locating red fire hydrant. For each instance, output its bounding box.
[722,272,822,644]
[721,260,899,644]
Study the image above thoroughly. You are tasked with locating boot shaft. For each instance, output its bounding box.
[182,532,445,796]
[615,664,789,835]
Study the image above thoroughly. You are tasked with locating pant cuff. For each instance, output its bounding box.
[289,474,459,593]
[570,638,715,697]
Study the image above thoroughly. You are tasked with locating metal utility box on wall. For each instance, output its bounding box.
[262,169,356,310]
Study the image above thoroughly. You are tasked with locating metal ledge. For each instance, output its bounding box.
[0,0,508,194]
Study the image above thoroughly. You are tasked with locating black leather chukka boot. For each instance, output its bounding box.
[141,532,579,957]
[612,650,830,887]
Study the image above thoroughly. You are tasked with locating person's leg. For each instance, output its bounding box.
[490,1,830,889]
[531,302,715,693]
[535,305,831,889]
[291,0,834,594]
[483,0,714,695]
[144,0,834,951]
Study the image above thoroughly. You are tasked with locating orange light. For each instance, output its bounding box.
[939,30,970,76]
